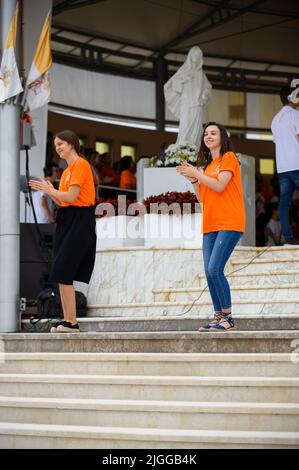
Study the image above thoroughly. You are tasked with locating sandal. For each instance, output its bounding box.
[209,315,235,331]
[198,312,222,331]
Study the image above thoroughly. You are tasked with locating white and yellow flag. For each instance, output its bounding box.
[0,3,23,103]
[25,11,52,111]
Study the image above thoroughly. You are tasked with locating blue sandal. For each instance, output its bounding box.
[198,312,222,331]
[209,316,235,331]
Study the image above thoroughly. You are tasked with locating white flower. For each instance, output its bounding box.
[151,142,198,167]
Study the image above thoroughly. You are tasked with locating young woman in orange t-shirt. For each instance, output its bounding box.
[119,156,137,189]
[29,130,96,333]
[176,122,245,330]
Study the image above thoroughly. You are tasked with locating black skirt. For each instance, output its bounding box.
[50,205,96,285]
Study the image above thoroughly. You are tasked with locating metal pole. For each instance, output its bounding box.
[0,0,21,332]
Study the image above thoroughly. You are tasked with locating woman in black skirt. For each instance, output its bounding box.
[29,130,96,333]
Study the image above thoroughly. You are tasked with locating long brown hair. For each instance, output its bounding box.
[197,122,233,169]
[54,130,81,154]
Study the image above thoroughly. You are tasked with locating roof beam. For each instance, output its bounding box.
[51,24,298,70]
[51,28,295,73]
[51,23,299,71]
[154,0,266,56]
[192,1,299,19]
[52,0,106,16]
[52,46,294,95]
[51,34,147,61]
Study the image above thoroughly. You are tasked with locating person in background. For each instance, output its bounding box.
[112,160,121,185]
[44,163,61,183]
[256,173,273,203]
[271,84,299,245]
[176,122,245,331]
[255,192,267,246]
[29,185,56,224]
[265,204,283,246]
[98,152,118,186]
[119,155,137,189]
[83,148,100,189]
[29,165,60,224]
[29,130,96,334]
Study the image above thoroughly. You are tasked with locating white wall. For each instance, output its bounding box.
[51,63,156,119]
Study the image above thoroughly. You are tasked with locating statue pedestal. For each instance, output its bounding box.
[143,213,202,248]
[95,214,202,249]
[143,167,192,199]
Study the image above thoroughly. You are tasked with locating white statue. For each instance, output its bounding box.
[164,46,212,149]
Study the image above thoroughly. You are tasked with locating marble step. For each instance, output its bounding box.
[21,314,299,332]
[0,373,298,403]
[1,397,298,433]
[153,284,299,302]
[1,353,298,377]
[232,245,299,260]
[2,331,299,353]
[1,422,298,449]
[86,298,299,316]
[195,270,299,288]
[229,257,299,274]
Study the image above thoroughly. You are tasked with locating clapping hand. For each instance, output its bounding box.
[176,161,198,181]
[29,178,54,195]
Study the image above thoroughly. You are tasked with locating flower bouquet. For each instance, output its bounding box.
[150,143,198,168]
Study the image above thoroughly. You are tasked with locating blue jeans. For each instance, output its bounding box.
[202,230,243,312]
[278,170,299,241]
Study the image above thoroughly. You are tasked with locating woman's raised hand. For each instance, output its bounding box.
[176,161,198,181]
[29,178,54,195]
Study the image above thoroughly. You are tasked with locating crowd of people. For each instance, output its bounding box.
[45,133,137,190]
[80,148,136,191]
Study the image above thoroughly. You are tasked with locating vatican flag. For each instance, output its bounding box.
[0,3,23,103]
[25,11,52,111]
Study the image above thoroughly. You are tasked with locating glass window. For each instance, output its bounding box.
[78,136,86,147]
[95,141,111,154]
[246,132,273,141]
[259,158,275,175]
[121,144,137,160]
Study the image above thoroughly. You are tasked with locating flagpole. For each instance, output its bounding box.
[0,0,21,332]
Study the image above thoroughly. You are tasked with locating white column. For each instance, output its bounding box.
[0,0,21,332]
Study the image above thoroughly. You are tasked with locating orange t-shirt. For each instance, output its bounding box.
[59,157,95,207]
[99,167,117,180]
[120,170,136,189]
[200,151,245,234]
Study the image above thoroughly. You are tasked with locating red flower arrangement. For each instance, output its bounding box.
[143,191,200,215]
[95,192,200,217]
[95,197,143,217]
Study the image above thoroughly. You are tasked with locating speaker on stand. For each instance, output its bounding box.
[20,223,55,300]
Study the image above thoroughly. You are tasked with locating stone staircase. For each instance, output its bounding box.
[0,352,299,448]
[2,245,299,448]
[77,245,299,318]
